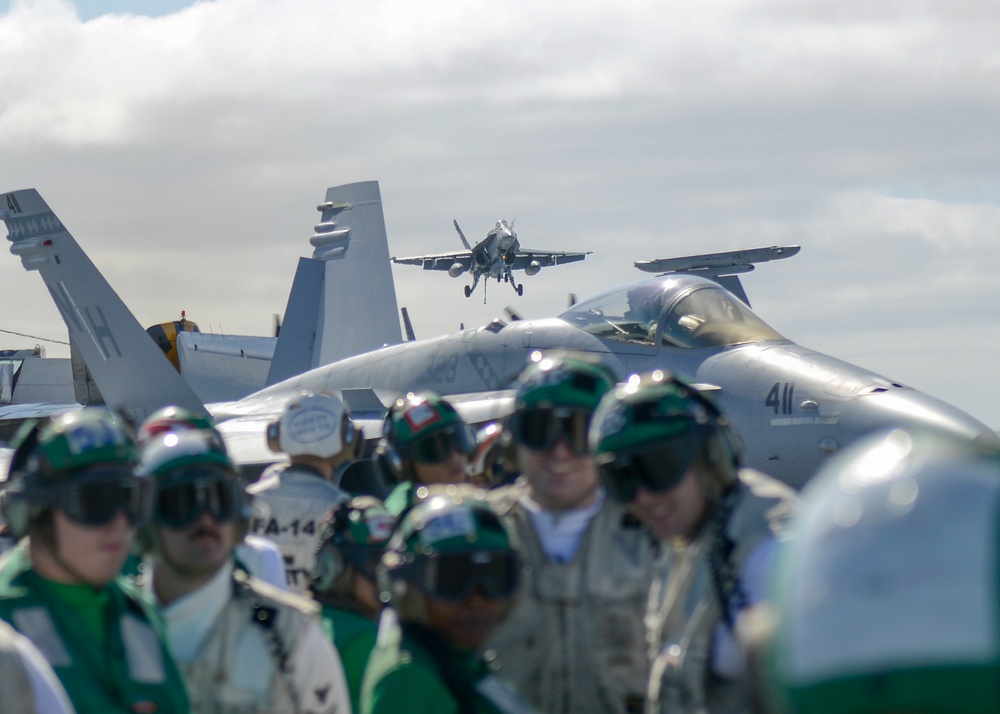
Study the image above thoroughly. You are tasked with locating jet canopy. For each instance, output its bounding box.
[559,275,784,348]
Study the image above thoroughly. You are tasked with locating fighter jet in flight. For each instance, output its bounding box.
[392,219,589,300]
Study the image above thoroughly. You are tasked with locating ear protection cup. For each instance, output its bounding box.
[374,440,405,484]
[0,491,40,541]
[341,414,356,448]
[266,420,281,454]
[312,535,346,594]
[2,419,48,540]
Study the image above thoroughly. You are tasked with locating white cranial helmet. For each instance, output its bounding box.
[268,391,352,458]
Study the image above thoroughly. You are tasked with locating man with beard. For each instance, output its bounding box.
[140,429,350,713]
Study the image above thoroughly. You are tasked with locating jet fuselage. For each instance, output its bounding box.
[243,274,996,488]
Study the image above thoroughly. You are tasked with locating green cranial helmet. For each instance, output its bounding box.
[312,495,396,597]
[13,409,137,487]
[378,486,521,616]
[1,410,141,538]
[138,430,246,533]
[513,351,616,412]
[589,370,739,501]
[137,406,216,447]
[765,428,1000,714]
[383,391,464,450]
[138,429,233,480]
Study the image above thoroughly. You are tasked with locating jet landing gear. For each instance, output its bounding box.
[465,273,482,299]
[502,269,523,296]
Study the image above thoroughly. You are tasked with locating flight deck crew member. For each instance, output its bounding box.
[312,495,396,712]
[248,390,357,592]
[140,429,350,714]
[375,390,476,516]
[589,370,795,714]
[137,405,288,589]
[361,488,533,714]
[0,411,190,714]
[487,353,655,714]
[761,428,1000,714]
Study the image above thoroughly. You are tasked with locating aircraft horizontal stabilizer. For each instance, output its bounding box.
[634,245,800,275]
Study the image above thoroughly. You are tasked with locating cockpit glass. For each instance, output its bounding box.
[660,286,783,348]
[560,277,784,348]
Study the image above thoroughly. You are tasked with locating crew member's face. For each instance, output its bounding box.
[423,588,511,651]
[47,510,134,586]
[518,438,600,511]
[352,572,382,618]
[155,511,236,578]
[413,451,468,485]
[629,467,709,541]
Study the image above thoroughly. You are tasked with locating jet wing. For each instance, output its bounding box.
[510,249,590,269]
[391,252,473,271]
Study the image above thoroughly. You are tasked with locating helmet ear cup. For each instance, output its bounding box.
[266,420,281,454]
[312,539,346,594]
[374,440,404,484]
[0,491,37,540]
[233,479,251,541]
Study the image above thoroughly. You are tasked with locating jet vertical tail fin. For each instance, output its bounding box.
[266,181,402,386]
[2,189,207,423]
[453,219,472,250]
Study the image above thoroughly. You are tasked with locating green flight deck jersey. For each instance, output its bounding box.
[322,602,379,713]
[0,544,190,714]
[361,609,532,714]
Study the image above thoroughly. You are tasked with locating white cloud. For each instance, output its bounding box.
[1,0,999,428]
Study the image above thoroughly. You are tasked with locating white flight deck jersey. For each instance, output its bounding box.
[646,469,795,714]
[487,483,656,714]
[151,561,350,714]
[247,462,350,593]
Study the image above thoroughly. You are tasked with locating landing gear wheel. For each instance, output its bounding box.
[464,285,472,298]
[517,284,524,296]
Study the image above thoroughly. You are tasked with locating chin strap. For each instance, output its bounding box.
[706,485,748,633]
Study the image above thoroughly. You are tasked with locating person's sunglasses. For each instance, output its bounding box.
[49,467,147,527]
[510,407,592,455]
[409,424,475,464]
[153,466,241,529]
[410,550,521,602]
[597,439,703,503]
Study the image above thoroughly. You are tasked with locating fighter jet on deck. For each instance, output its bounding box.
[4,188,997,489]
[392,219,589,301]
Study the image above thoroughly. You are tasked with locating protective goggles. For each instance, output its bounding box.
[597,439,703,503]
[510,406,592,455]
[406,550,521,602]
[408,424,475,464]
[48,467,147,527]
[153,465,241,529]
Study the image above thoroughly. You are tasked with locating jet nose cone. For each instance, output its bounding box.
[844,388,999,450]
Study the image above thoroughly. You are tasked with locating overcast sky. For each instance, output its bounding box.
[2,0,998,429]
